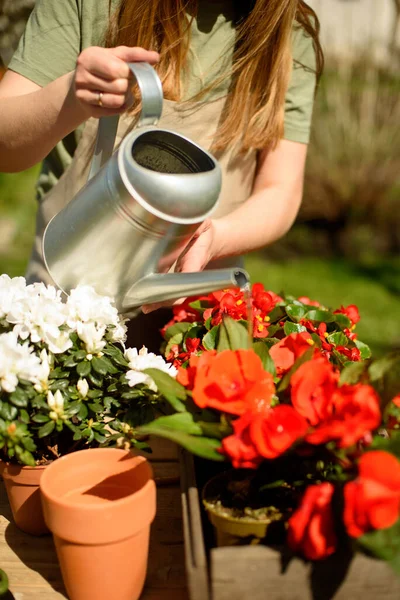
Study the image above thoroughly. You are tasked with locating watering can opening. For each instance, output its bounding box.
[131,130,216,175]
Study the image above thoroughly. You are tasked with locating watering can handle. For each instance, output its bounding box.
[88,62,163,181]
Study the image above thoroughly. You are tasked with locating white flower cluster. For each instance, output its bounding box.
[125,346,177,391]
[0,331,43,393]
[0,275,127,355]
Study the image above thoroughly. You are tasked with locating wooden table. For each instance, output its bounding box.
[0,439,188,600]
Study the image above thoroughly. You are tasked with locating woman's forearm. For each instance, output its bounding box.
[0,72,87,173]
[213,183,303,259]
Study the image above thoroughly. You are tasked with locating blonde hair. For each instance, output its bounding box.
[106,1,323,152]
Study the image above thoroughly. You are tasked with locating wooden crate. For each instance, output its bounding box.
[179,451,400,600]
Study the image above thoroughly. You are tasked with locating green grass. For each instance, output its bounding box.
[0,166,39,276]
[245,254,400,357]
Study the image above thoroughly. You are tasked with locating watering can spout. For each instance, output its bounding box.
[122,268,250,313]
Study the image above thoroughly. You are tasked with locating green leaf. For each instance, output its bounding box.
[202,326,219,351]
[285,304,307,322]
[327,332,349,347]
[370,432,400,458]
[63,355,78,368]
[358,518,400,574]
[78,403,88,420]
[91,356,109,376]
[267,306,286,323]
[32,414,51,424]
[197,420,233,440]
[218,317,250,351]
[143,369,187,413]
[333,313,352,329]
[164,322,193,341]
[9,389,28,408]
[0,404,18,421]
[77,361,91,377]
[339,362,369,386]
[355,339,372,360]
[17,450,36,467]
[88,372,103,387]
[37,420,55,438]
[139,422,224,462]
[165,332,184,358]
[252,341,276,376]
[304,309,336,323]
[140,412,203,435]
[284,322,307,335]
[74,350,87,361]
[188,299,212,312]
[93,431,107,444]
[49,367,69,379]
[19,409,30,424]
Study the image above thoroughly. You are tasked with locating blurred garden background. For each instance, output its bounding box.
[0,0,399,356]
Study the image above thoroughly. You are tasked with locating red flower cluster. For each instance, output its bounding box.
[178,349,307,469]
[203,284,282,339]
[288,483,337,560]
[344,451,400,538]
[290,353,380,448]
[167,337,204,369]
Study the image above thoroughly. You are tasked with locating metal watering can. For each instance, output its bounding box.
[43,63,249,316]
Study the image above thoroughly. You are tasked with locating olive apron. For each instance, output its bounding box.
[26,97,258,351]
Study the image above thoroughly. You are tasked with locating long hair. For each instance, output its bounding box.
[105,1,323,152]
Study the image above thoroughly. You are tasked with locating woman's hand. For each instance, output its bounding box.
[141,220,220,314]
[71,45,159,118]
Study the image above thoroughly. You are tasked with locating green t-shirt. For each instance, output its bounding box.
[9,0,317,198]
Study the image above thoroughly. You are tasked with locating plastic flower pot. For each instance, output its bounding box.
[0,461,50,535]
[202,470,286,547]
[40,448,156,600]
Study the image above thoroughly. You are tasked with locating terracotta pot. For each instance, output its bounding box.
[40,448,156,600]
[0,461,49,535]
[202,470,284,547]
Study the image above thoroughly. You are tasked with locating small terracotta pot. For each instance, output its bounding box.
[202,470,284,547]
[40,448,156,600]
[0,461,49,535]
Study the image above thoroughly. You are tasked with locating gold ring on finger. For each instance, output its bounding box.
[97,91,103,107]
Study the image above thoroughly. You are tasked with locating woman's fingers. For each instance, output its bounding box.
[111,45,159,65]
[73,45,159,118]
[75,71,130,95]
[75,88,129,110]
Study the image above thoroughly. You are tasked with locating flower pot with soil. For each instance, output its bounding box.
[40,448,156,600]
[202,468,292,547]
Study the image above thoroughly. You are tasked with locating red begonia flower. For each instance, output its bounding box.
[287,482,337,560]
[290,354,339,426]
[306,384,381,448]
[269,332,314,376]
[344,451,400,538]
[192,349,275,416]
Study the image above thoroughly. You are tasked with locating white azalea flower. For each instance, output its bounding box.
[6,281,69,351]
[124,346,177,391]
[0,332,42,392]
[0,274,27,322]
[106,320,128,344]
[34,349,52,393]
[66,286,120,328]
[77,378,89,398]
[47,389,65,421]
[76,321,107,354]
[126,369,157,391]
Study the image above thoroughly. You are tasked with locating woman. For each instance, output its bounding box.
[0,0,322,349]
